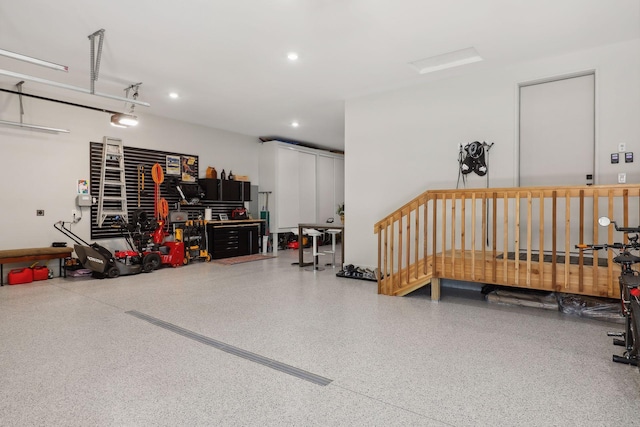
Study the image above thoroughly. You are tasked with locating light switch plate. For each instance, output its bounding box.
[619,143,626,152]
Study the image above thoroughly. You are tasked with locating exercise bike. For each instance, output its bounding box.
[576,216,640,368]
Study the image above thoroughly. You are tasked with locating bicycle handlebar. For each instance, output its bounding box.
[576,242,638,251]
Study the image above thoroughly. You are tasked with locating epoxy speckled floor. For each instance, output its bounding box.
[1,246,639,426]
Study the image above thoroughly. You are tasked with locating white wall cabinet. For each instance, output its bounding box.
[259,141,344,234]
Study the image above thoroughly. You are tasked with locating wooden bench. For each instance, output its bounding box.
[0,247,74,286]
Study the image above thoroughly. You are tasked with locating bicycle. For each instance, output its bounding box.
[576,216,640,368]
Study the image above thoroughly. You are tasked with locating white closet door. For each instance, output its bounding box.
[317,155,335,223]
[276,147,300,229]
[298,151,317,224]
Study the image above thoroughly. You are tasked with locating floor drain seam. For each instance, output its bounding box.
[331,384,456,427]
[126,310,332,386]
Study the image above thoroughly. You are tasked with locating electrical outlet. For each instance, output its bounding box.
[36,209,44,216]
[618,173,626,184]
[619,143,626,152]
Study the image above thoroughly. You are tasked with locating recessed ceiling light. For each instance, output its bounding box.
[287,52,299,61]
[409,47,483,74]
[291,121,299,127]
[169,92,179,99]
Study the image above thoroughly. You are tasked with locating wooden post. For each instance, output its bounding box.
[431,277,441,301]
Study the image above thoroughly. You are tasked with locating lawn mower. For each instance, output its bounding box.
[54,220,158,279]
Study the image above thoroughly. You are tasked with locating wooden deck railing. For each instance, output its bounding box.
[374,184,640,300]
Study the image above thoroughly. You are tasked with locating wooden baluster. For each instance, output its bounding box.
[415,202,420,280]
[471,193,476,281]
[608,190,614,297]
[441,194,446,277]
[565,192,571,289]
[527,191,532,287]
[432,195,438,277]
[504,193,508,283]
[552,191,557,291]
[383,222,389,294]
[398,214,404,286]
[624,189,629,244]
[492,193,497,283]
[482,193,487,281]
[515,193,520,286]
[406,208,411,284]
[593,192,599,296]
[451,194,456,279]
[423,197,428,276]
[539,192,545,289]
[377,225,383,294]
[390,219,395,293]
[578,190,584,293]
[461,194,466,280]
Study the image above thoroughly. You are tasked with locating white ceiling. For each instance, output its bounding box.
[1,0,638,151]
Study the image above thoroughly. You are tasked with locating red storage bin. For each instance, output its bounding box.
[32,266,49,281]
[8,268,34,285]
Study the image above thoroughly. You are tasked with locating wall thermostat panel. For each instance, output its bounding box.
[611,153,619,164]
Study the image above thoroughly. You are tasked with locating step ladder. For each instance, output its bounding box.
[96,137,128,227]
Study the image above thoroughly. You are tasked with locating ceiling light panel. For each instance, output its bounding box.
[287,52,299,61]
[409,47,483,74]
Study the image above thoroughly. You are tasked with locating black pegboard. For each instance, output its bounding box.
[89,141,199,239]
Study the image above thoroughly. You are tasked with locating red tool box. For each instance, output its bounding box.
[8,268,33,285]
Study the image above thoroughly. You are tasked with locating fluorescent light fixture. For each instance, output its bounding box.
[0,119,70,133]
[169,92,179,99]
[409,47,483,74]
[287,52,299,61]
[110,113,138,127]
[291,121,299,127]
[0,69,151,107]
[0,48,68,72]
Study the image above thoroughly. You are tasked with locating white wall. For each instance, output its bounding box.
[345,39,640,268]
[0,93,259,251]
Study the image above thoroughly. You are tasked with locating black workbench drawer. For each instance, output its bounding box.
[207,223,260,259]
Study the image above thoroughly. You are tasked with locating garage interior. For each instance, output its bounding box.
[1,2,640,425]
